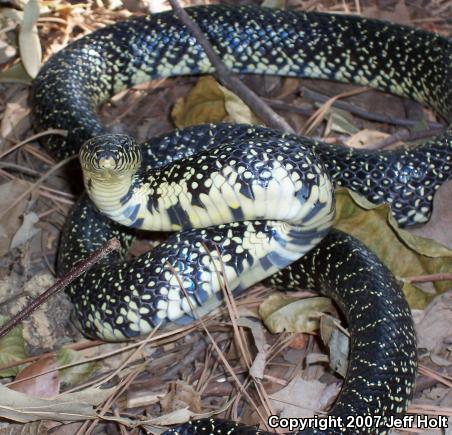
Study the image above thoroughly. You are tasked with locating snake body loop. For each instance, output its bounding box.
[31,4,452,434]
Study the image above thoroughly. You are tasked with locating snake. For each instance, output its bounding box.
[30,4,452,434]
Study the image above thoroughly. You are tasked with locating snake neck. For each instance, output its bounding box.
[83,171,140,224]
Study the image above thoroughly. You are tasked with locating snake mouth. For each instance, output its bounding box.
[79,133,142,180]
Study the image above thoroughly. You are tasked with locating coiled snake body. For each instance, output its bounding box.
[31,4,452,434]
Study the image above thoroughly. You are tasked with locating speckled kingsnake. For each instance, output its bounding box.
[31,4,452,435]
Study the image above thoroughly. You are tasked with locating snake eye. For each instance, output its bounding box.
[79,134,142,177]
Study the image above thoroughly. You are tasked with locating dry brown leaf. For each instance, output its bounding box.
[363,0,412,25]
[171,76,260,127]
[277,78,301,98]
[320,315,349,378]
[10,356,60,398]
[237,317,269,379]
[411,180,452,249]
[10,212,40,250]
[171,76,227,127]
[0,38,17,64]
[335,189,452,308]
[160,380,202,414]
[1,91,31,139]
[415,291,452,356]
[345,129,390,149]
[47,421,85,435]
[288,334,308,349]
[220,84,261,125]
[270,376,340,419]
[304,87,368,135]
[0,179,37,257]
[0,420,60,435]
[0,384,117,423]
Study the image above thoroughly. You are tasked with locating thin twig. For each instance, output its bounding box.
[0,129,66,160]
[302,88,444,129]
[303,87,370,135]
[0,161,41,177]
[0,238,121,339]
[371,126,446,149]
[402,272,452,283]
[166,262,272,431]
[167,0,294,133]
[261,98,313,117]
[0,155,76,221]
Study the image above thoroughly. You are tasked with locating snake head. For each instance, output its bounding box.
[79,134,142,181]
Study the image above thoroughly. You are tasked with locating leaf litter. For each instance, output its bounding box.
[0,0,450,433]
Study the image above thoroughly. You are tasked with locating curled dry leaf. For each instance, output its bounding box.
[19,0,41,78]
[160,380,202,414]
[1,91,31,140]
[10,211,40,250]
[346,129,390,149]
[237,317,269,379]
[259,293,335,334]
[320,315,349,378]
[0,383,117,423]
[10,356,60,398]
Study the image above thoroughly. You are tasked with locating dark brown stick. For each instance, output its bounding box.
[261,98,313,117]
[371,126,445,149]
[0,238,121,339]
[302,88,445,129]
[167,0,295,134]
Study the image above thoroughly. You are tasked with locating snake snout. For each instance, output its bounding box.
[79,134,142,177]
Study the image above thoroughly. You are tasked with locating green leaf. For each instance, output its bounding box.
[0,315,27,377]
[56,348,98,386]
[0,63,33,84]
[328,108,360,135]
[335,188,452,308]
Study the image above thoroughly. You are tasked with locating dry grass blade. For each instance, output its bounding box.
[0,155,75,221]
[211,244,278,428]
[166,262,272,431]
[418,365,452,387]
[0,129,66,160]
[91,325,162,390]
[303,87,370,135]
